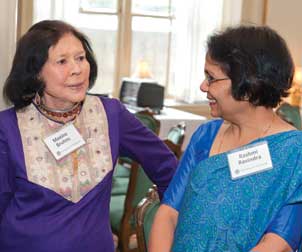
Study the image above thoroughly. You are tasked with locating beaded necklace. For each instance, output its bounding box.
[34,93,82,122]
[39,102,81,118]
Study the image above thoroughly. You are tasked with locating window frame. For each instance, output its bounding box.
[79,0,175,98]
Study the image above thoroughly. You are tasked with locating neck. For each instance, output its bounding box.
[217,107,276,154]
[225,106,275,138]
[40,101,80,114]
[34,94,82,123]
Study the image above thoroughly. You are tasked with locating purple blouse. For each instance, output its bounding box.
[0,96,177,252]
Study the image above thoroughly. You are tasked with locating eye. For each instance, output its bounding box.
[205,72,215,83]
[76,55,86,62]
[57,59,67,65]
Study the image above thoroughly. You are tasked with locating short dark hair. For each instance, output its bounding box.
[3,20,98,109]
[207,25,294,108]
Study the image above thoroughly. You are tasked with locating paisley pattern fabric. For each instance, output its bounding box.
[172,131,302,252]
[16,95,112,203]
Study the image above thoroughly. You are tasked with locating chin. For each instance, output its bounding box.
[210,110,220,118]
[73,90,87,101]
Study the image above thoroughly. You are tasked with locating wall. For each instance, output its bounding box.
[0,0,17,110]
[241,0,266,25]
[0,1,301,112]
[266,0,302,67]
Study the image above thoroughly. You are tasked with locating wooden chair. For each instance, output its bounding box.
[110,160,154,252]
[110,110,160,252]
[135,185,160,252]
[167,121,186,146]
[276,102,302,129]
[134,110,160,136]
[164,122,186,159]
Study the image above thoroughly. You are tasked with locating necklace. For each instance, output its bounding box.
[39,102,82,118]
[34,93,82,119]
[217,113,276,154]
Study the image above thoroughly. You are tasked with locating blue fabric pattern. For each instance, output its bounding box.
[162,119,222,210]
[172,130,302,252]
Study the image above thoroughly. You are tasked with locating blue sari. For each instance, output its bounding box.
[172,130,302,252]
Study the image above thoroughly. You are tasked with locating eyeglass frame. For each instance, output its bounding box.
[204,73,230,86]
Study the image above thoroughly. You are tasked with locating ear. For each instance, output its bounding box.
[36,73,42,81]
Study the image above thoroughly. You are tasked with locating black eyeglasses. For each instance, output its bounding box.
[204,73,229,86]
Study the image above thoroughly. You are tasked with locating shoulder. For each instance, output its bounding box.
[86,94,125,114]
[277,130,302,143]
[186,119,223,155]
[268,130,302,159]
[86,93,122,106]
[0,107,18,142]
[192,119,223,140]
[0,107,17,127]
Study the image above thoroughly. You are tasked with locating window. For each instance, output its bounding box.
[33,0,225,103]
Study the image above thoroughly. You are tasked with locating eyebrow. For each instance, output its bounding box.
[55,50,86,58]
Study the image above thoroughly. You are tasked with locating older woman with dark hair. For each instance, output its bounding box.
[150,26,302,252]
[0,20,177,252]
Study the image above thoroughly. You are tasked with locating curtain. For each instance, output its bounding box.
[0,0,18,110]
[172,0,242,103]
[33,0,67,21]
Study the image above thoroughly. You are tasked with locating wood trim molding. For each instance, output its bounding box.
[17,0,33,40]
[262,0,269,25]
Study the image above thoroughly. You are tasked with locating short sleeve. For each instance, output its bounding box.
[265,204,302,251]
[162,120,223,210]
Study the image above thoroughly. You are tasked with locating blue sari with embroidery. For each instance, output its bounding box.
[169,123,302,252]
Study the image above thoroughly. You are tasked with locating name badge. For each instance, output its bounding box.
[44,124,86,160]
[227,141,273,180]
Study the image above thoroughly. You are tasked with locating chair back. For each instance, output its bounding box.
[109,109,160,252]
[164,122,186,159]
[118,162,154,252]
[167,121,186,145]
[276,102,302,129]
[135,186,160,252]
[131,166,154,208]
[135,110,160,135]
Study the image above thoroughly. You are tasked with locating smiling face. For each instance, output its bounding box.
[39,33,90,110]
[200,55,249,120]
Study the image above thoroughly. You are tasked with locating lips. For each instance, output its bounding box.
[67,82,85,90]
[207,96,217,105]
[68,82,83,87]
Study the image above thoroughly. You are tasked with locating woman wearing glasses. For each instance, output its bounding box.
[150,26,302,252]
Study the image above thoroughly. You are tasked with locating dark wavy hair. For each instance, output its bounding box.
[207,25,294,108]
[3,20,98,110]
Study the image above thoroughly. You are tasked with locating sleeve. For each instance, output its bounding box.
[162,119,223,211]
[118,103,178,198]
[161,135,197,210]
[265,204,302,251]
[0,124,15,220]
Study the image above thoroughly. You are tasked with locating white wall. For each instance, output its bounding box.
[0,0,18,110]
[266,0,302,68]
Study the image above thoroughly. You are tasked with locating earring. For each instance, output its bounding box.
[34,91,42,105]
[243,95,249,101]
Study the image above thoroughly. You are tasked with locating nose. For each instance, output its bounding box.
[70,60,81,75]
[200,80,208,92]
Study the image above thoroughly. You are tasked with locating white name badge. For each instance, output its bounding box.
[227,141,273,180]
[44,124,86,160]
